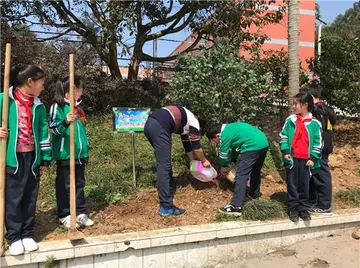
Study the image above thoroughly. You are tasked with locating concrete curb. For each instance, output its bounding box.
[1,212,359,267]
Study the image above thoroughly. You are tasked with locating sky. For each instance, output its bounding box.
[317,0,357,24]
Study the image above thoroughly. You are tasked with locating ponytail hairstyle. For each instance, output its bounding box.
[10,64,45,89]
[53,75,84,106]
[294,91,314,113]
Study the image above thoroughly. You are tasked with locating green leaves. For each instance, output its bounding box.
[311,3,360,115]
[167,39,278,125]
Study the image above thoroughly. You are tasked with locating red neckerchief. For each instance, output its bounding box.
[74,104,86,125]
[13,89,34,129]
[292,114,312,147]
[64,97,86,125]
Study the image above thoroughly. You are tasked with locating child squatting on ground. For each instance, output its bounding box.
[0,65,52,256]
[280,92,323,222]
[49,75,94,229]
[206,122,269,216]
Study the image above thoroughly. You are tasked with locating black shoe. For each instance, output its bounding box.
[308,207,333,216]
[289,210,299,222]
[299,210,311,221]
[218,204,242,217]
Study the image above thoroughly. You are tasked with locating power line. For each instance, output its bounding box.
[28,30,184,43]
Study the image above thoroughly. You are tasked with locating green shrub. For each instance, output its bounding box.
[167,39,278,125]
[335,188,360,207]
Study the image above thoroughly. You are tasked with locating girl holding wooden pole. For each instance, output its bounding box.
[49,74,93,229]
[0,64,51,255]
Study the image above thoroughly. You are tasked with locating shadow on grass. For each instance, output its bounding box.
[270,191,288,207]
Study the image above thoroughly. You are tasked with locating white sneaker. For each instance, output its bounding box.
[59,215,79,229]
[9,240,24,256]
[77,214,94,227]
[22,238,38,252]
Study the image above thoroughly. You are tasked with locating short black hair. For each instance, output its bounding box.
[294,92,314,112]
[303,84,322,98]
[205,124,222,140]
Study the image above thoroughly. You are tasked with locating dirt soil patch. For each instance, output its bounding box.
[35,120,360,241]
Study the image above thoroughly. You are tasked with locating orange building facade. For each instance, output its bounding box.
[170,0,316,72]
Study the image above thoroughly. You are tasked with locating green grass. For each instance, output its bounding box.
[242,199,286,221]
[38,114,198,209]
[214,212,240,222]
[335,188,360,207]
[214,199,286,222]
[44,256,58,268]
[263,149,277,171]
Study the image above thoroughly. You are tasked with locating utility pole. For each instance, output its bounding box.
[153,39,158,80]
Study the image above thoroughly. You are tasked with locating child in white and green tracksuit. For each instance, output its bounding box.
[0,65,51,255]
[49,75,93,229]
[280,92,322,222]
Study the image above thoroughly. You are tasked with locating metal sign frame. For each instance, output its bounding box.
[112,107,150,187]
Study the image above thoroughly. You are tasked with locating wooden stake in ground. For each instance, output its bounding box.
[68,54,84,241]
[0,43,11,256]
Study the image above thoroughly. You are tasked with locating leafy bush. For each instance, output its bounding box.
[167,39,279,125]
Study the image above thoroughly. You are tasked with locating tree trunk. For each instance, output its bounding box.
[287,0,300,115]
[106,41,122,80]
[128,39,144,82]
[92,32,122,80]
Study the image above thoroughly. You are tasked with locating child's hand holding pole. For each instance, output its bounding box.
[0,128,8,139]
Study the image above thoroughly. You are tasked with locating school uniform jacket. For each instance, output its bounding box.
[0,87,52,174]
[218,122,269,167]
[279,114,322,170]
[49,100,89,164]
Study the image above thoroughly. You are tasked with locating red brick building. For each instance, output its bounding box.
[170,0,315,71]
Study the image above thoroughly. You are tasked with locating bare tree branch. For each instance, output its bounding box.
[143,4,192,30]
[167,0,174,15]
[146,12,195,41]
[32,28,73,42]
[89,0,106,26]
[142,31,205,62]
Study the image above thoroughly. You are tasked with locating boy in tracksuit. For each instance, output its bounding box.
[280,92,322,222]
[303,85,336,215]
[206,122,269,216]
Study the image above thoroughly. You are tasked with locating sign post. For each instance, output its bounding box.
[113,107,150,187]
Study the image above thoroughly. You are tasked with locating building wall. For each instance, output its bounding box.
[171,0,316,71]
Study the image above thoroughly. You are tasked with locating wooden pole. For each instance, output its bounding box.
[69,54,77,233]
[0,43,11,256]
[67,55,84,241]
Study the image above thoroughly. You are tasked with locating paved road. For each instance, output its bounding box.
[221,230,360,268]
